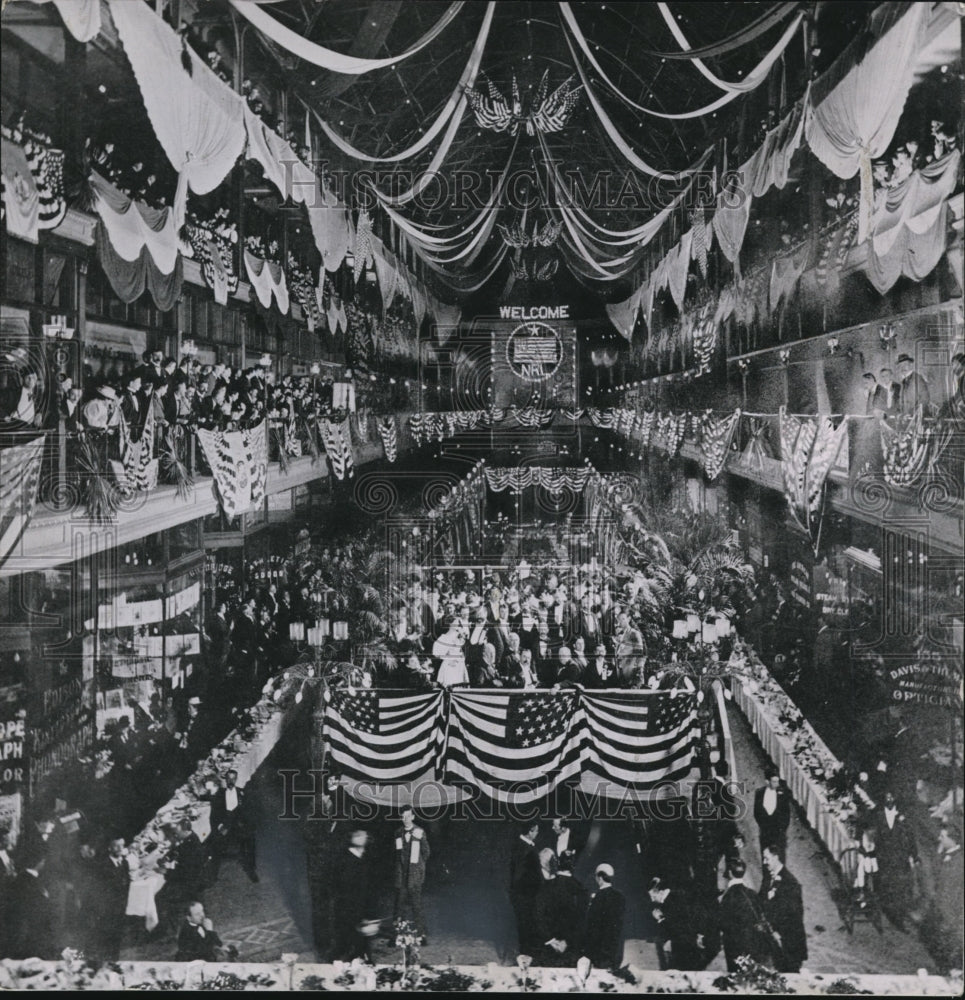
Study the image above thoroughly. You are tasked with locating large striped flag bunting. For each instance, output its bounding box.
[110,404,158,494]
[581,691,697,791]
[324,689,444,783]
[446,690,586,803]
[0,434,46,567]
[318,417,355,480]
[377,415,398,462]
[196,419,268,519]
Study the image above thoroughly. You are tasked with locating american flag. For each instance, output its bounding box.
[513,337,559,364]
[324,689,444,783]
[0,434,46,569]
[446,691,586,803]
[196,419,268,519]
[581,691,697,790]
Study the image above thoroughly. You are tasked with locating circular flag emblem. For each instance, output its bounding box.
[506,321,563,382]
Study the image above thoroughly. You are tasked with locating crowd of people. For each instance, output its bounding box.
[0,346,363,478]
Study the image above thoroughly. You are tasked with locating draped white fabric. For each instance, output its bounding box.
[666,229,694,311]
[315,207,354,274]
[539,132,712,244]
[563,29,709,178]
[228,0,465,74]
[656,3,803,95]
[309,2,494,161]
[745,93,809,199]
[244,251,289,314]
[365,3,495,206]
[864,149,961,294]
[30,0,102,42]
[805,3,928,242]
[108,0,247,231]
[562,2,802,120]
[1,138,40,243]
[89,171,179,273]
[371,239,399,312]
[429,296,462,342]
[713,174,752,268]
[605,284,645,340]
[376,136,515,267]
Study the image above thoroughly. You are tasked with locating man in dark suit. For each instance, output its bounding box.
[577,593,602,650]
[863,372,889,415]
[332,828,376,962]
[875,791,918,931]
[509,821,543,955]
[649,877,702,971]
[162,820,210,925]
[753,768,792,860]
[393,807,430,941]
[517,598,542,660]
[175,697,211,775]
[759,845,807,973]
[464,608,489,686]
[582,863,625,970]
[408,586,436,654]
[10,849,57,959]
[208,769,258,883]
[176,900,223,961]
[896,353,931,414]
[0,826,17,955]
[94,837,131,960]
[553,850,589,965]
[718,859,778,972]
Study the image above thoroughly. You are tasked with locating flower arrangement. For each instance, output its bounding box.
[712,956,788,994]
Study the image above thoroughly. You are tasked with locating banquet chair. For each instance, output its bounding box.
[837,846,884,935]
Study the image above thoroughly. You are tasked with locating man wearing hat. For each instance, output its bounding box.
[582,862,625,970]
[895,353,930,415]
[82,383,121,431]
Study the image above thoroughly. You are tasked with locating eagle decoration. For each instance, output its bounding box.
[466,70,582,136]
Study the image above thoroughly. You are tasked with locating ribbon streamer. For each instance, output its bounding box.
[228,0,465,74]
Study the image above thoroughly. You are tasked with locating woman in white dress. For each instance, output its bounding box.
[432,619,469,687]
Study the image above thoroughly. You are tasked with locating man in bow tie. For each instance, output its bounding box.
[208,769,258,884]
[875,791,918,931]
[754,767,791,860]
[393,807,431,942]
[176,900,224,962]
[759,845,807,973]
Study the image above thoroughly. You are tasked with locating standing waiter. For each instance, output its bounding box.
[393,807,430,943]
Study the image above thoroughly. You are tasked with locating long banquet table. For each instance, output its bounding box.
[125,679,306,930]
[730,648,858,864]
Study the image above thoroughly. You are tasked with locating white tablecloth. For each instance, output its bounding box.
[125,696,300,927]
[125,870,166,931]
[733,679,857,862]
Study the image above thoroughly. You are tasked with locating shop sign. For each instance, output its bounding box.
[0,704,27,794]
[888,658,960,708]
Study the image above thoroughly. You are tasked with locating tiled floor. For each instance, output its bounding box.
[121,706,938,974]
